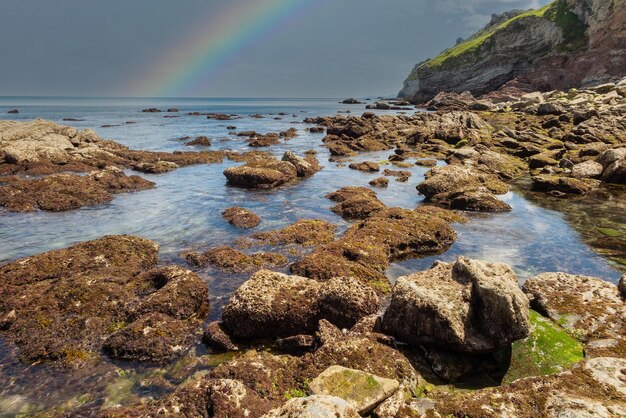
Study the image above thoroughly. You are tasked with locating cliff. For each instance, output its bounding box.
[399,0,626,102]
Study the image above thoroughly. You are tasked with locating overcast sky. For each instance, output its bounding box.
[0,0,550,98]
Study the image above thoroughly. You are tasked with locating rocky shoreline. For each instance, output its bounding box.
[0,79,625,416]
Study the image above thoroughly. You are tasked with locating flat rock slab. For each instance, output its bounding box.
[308,365,400,414]
[262,395,360,418]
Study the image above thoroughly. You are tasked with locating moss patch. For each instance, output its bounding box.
[503,310,584,384]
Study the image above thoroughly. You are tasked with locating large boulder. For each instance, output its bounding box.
[221,270,379,339]
[523,272,626,358]
[0,237,209,366]
[382,257,530,353]
[597,148,626,183]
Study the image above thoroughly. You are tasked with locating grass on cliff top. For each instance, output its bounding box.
[413,0,585,74]
[503,310,584,384]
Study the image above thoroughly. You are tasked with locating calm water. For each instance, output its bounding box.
[0,97,622,414]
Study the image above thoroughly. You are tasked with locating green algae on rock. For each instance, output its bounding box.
[503,310,584,384]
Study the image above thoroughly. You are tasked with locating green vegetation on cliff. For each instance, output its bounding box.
[411,0,587,74]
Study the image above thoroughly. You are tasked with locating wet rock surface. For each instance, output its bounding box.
[0,236,209,366]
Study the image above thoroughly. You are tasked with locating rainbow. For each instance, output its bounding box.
[125,0,324,97]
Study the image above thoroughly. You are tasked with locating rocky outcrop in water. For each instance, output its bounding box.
[399,0,626,102]
[0,167,154,212]
[0,236,209,366]
[223,151,321,189]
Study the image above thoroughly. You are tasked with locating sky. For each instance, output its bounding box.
[0,0,551,98]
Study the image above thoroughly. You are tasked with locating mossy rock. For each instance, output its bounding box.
[308,365,400,414]
[503,310,583,384]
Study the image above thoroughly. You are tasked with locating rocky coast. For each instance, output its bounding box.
[1,0,626,415]
[0,76,624,416]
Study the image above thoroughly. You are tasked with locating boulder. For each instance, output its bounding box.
[224,152,320,189]
[292,207,456,292]
[222,206,261,229]
[221,270,379,339]
[185,136,212,147]
[447,190,512,212]
[417,165,508,200]
[597,148,626,184]
[348,161,380,172]
[382,257,530,353]
[342,98,363,105]
[308,366,400,415]
[571,160,604,179]
[369,177,389,188]
[224,158,298,189]
[282,150,320,177]
[262,395,360,418]
[523,272,626,357]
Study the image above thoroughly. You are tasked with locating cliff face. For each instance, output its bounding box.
[399,0,626,102]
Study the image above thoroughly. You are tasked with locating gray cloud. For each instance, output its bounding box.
[0,0,551,97]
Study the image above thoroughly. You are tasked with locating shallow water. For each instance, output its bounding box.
[0,97,623,414]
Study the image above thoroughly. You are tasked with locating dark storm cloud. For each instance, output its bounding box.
[0,0,551,97]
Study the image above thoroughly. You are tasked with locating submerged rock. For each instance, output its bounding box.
[0,236,209,366]
[222,206,261,229]
[382,257,530,353]
[221,270,379,339]
[308,365,399,415]
[532,174,595,196]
